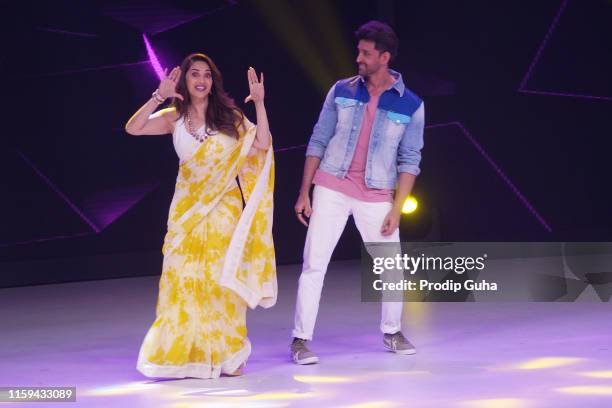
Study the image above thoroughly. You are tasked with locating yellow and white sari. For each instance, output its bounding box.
[137,118,276,379]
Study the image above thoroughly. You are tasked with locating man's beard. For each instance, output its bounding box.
[359,63,380,77]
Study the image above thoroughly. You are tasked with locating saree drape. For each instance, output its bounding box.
[137,119,275,379]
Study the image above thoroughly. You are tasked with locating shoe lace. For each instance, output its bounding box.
[292,338,307,351]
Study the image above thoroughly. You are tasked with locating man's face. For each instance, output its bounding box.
[356,39,388,77]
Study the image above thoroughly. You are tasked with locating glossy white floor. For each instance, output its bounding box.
[1,259,611,408]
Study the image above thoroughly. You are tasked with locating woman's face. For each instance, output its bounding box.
[185,60,213,100]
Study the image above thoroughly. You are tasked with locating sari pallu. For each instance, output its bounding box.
[137,119,276,379]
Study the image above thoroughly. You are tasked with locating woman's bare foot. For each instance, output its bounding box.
[225,363,245,377]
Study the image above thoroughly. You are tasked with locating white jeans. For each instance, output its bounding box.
[292,185,403,340]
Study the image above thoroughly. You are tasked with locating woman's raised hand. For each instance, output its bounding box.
[244,67,264,104]
[158,66,183,101]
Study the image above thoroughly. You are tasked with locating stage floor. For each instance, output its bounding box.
[1,259,611,407]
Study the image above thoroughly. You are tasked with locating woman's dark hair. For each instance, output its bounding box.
[172,53,244,139]
[354,20,399,62]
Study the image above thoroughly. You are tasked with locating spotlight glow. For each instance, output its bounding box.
[143,33,164,80]
[460,399,532,408]
[203,389,249,396]
[579,370,612,378]
[401,196,418,214]
[336,402,402,408]
[84,382,160,396]
[242,392,319,401]
[293,375,352,383]
[556,385,612,395]
[515,357,585,370]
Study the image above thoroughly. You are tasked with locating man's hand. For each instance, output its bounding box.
[380,207,401,236]
[294,192,312,227]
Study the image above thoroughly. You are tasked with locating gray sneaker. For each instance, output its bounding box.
[383,332,416,355]
[290,338,319,365]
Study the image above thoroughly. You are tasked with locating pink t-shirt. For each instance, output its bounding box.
[313,91,394,202]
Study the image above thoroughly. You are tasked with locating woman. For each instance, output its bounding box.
[125,53,276,379]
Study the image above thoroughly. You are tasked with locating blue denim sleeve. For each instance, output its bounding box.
[397,102,425,176]
[305,84,338,158]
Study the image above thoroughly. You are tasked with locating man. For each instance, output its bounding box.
[291,20,425,364]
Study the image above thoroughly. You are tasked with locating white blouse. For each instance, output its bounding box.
[172,117,238,163]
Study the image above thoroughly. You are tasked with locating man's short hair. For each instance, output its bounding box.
[355,20,399,62]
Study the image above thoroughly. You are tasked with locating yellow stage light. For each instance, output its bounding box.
[515,357,585,370]
[556,385,612,395]
[579,370,612,378]
[293,375,352,383]
[460,398,532,408]
[402,196,418,214]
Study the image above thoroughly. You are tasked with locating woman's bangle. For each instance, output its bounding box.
[152,89,166,104]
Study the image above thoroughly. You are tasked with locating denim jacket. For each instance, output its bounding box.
[306,70,424,189]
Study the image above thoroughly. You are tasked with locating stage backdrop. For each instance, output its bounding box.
[1,0,611,287]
